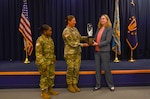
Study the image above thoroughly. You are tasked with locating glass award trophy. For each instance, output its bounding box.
[87,23,94,45]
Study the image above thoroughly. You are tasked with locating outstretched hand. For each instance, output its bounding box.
[92,40,98,46]
[82,43,89,47]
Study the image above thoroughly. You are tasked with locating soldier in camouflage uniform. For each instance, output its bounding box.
[62,15,89,93]
[35,24,58,99]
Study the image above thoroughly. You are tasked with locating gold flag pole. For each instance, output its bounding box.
[128,49,135,62]
[113,49,120,63]
[24,48,30,64]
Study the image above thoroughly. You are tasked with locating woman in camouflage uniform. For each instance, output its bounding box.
[35,24,58,99]
[62,15,89,93]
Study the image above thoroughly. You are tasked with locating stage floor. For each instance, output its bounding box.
[0,59,150,88]
[0,59,150,72]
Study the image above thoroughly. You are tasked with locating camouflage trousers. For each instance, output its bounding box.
[64,54,81,85]
[38,64,55,90]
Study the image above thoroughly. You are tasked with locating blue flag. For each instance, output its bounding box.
[112,0,121,55]
[126,0,138,50]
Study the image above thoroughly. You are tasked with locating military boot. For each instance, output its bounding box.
[68,84,76,93]
[73,84,80,92]
[41,90,51,99]
[48,87,59,95]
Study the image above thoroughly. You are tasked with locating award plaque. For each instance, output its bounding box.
[80,36,88,43]
[87,23,95,45]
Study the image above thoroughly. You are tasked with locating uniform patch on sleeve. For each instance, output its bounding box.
[36,42,40,46]
[64,34,70,38]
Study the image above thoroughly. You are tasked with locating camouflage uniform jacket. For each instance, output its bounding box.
[62,27,82,55]
[35,34,56,67]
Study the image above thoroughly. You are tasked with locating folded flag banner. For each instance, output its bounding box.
[126,0,138,50]
[19,0,33,56]
[112,0,121,55]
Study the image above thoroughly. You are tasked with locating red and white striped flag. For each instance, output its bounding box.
[19,0,33,56]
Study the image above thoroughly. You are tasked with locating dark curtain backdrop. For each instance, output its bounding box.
[0,0,150,61]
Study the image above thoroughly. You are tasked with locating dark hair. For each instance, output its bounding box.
[65,15,75,24]
[38,24,51,32]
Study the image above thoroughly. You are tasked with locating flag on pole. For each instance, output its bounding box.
[126,0,138,50]
[112,0,121,55]
[19,0,33,56]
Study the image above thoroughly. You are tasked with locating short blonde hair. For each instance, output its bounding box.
[97,14,112,28]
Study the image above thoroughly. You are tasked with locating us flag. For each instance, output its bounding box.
[19,0,33,56]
